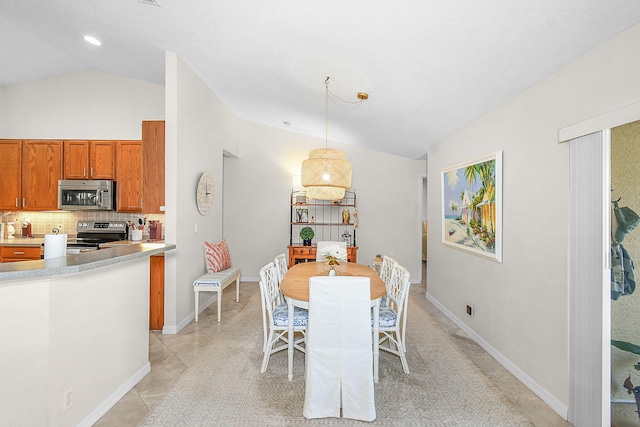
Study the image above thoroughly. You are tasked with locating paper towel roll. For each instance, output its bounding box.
[44,234,67,259]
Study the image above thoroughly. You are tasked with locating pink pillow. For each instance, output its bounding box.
[204,240,232,273]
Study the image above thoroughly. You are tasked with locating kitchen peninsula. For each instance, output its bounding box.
[0,243,175,427]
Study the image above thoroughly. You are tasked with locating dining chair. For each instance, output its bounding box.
[274,253,288,283]
[375,263,411,375]
[259,262,308,374]
[274,252,289,302]
[315,241,347,261]
[303,276,376,421]
[378,255,397,307]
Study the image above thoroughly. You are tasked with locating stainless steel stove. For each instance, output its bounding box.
[67,220,129,253]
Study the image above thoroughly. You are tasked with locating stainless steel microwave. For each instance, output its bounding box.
[58,180,115,211]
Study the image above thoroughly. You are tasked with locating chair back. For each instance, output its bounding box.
[274,253,288,283]
[386,264,411,319]
[316,241,347,262]
[379,255,397,286]
[258,262,281,319]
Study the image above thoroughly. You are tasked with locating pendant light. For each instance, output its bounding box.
[301,77,366,201]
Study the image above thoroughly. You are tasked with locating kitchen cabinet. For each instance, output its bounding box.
[63,140,115,179]
[142,121,165,214]
[0,140,22,210]
[0,245,41,262]
[22,140,63,210]
[149,254,165,330]
[115,140,143,212]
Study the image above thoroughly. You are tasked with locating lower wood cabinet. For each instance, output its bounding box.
[0,246,42,262]
[149,254,165,330]
[287,245,358,268]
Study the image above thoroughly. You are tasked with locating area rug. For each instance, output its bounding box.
[139,292,532,426]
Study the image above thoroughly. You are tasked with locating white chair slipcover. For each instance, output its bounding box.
[303,276,376,422]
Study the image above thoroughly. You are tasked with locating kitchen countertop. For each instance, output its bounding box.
[0,242,176,282]
[0,237,163,247]
[0,237,46,246]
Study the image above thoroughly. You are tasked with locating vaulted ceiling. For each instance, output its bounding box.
[2,0,640,159]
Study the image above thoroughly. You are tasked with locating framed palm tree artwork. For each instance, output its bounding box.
[441,150,502,262]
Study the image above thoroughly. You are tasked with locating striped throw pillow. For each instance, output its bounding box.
[204,240,231,273]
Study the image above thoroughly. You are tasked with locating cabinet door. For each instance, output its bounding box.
[142,121,165,213]
[63,140,90,179]
[22,140,63,210]
[115,140,143,212]
[90,140,115,179]
[0,140,22,210]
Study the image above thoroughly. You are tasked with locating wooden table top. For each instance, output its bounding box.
[280,261,386,302]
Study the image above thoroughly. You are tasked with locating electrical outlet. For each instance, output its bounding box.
[466,305,473,317]
[63,387,73,412]
[194,223,198,233]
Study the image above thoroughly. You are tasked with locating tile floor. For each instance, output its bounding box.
[96,262,573,426]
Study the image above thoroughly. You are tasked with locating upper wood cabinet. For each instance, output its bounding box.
[142,121,165,214]
[0,140,22,210]
[63,140,115,179]
[115,140,143,212]
[21,140,63,211]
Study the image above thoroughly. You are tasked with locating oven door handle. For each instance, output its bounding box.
[96,189,104,208]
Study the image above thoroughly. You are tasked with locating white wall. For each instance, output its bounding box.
[163,52,240,331]
[427,22,640,416]
[224,119,425,282]
[0,257,151,427]
[0,70,164,138]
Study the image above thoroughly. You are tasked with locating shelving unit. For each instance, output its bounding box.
[288,189,358,267]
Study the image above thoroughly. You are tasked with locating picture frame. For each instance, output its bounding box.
[441,150,502,262]
[295,208,309,223]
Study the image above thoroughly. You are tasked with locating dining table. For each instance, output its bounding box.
[280,261,386,381]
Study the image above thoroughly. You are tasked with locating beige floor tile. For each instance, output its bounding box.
[96,272,573,426]
[93,388,148,427]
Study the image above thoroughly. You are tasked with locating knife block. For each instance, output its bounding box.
[148,220,162,240]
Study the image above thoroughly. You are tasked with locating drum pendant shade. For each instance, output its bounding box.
[301,78,354,201]
[301,148,351,201]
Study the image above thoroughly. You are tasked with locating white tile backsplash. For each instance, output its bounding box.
[1,211,164,238]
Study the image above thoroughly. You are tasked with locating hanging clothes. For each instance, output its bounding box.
[611,201,638,300]
[612,242,636,300]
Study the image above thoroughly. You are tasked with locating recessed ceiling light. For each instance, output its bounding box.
[84,35,102,46]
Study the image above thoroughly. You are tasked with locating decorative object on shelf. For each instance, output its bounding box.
[341,230,352,245]
[196,171,214,216]
[301,77,368,201]
[300,226,315,246]
[296,208,308,223]
[354,207,359,228]
[342,208,350,224]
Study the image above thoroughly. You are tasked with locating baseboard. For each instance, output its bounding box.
[426,293,569,420]
[78,362,151,427]
[163,292,217,335]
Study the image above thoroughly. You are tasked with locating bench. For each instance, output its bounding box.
[193,266,241,323]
